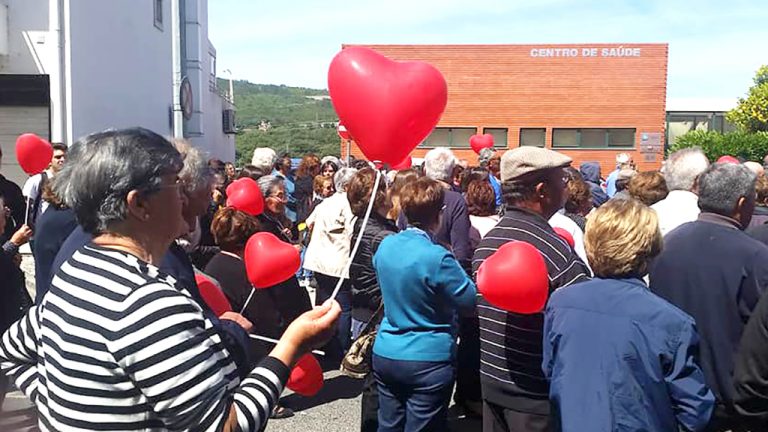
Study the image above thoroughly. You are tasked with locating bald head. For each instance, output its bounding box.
[745,161,764,177]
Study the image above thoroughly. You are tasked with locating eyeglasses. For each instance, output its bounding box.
[268,192,288,202]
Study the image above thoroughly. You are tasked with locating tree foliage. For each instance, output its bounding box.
[668,130,768,161]
[727,65,768,133]
[235,126,341,167]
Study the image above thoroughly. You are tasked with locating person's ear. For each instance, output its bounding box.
[126,190,151,222]
[535,182,547,199]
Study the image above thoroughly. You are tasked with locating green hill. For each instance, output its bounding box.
[220,79,342,165]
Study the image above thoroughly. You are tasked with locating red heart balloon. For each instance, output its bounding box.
[476,241,549,314]
[244,232,301,288]
[287,353,324,396]
[194,273,232,316]
[470,134,494,154]
[226,178,264,216]
[716,155,740,165]
[553,227,575,249]
[328,46,448,165]
[391,155,412,171]
[16,133,53,175]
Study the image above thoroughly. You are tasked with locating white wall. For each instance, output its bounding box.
[0,0,49,74]
[66,0,173,143]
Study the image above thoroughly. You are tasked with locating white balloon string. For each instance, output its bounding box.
[24,198,30,226]
[239,287,255,315]
[328,168,381,302]
[248,334,325,356]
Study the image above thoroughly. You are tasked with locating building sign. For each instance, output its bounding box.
[639,132,663,153]
[530,46,642,58]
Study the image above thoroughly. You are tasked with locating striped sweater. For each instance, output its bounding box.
[0,243,288,431]
[472,207,590,414]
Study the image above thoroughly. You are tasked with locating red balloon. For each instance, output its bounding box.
[287,353,324,396]
[716,155,740,164]
[476,241,549,314]
[337,123,351,140]
[391,155,412,171]
[553,227,575,249]
[226,178,264,216]
[244,232,301,288]
[195,273,232,316]
[328,46,448,166]
[16,133,53,175]
[470,134,495,154]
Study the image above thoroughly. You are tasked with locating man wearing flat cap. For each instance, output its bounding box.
[472,147,591,432]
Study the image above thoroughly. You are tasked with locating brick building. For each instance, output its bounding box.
[340,43,668,174]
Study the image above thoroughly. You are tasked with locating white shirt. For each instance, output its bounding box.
[303,192,355,278]
[469,214,500,250]
[22,169,53,220]
[651,190,700,236]
[549,211,590,268]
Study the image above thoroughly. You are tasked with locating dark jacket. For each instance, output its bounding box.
[579,162,609,207]
[0,247,30,333]
[0,174,25,241]
[734,286,768,429]
[349,214,398,322]
[650,213,768,411]
[748,205,768,230]
[32,207,77,302]
[294,175,314,223]
[543,277,714,432]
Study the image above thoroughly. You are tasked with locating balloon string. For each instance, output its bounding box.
[248,334,325,356]
[328,168,381,302]
[24,198,30,226]
[240,287,255,315]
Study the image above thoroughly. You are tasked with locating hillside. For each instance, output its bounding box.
[220,79,342,165]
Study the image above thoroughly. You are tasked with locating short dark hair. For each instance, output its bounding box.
[466,180,496,216]
[628,172,669,206]
[211,207,260,252]
[52,143,68,152]
[400,177,444,229]
[208,158,225,174]
[347,168,388,217]
[237,164,266,181]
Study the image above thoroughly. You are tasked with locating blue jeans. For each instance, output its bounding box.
[315,273,352,355]
[373,354,455,432]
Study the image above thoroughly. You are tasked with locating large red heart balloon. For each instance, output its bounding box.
[328,46,448,165]
[195,273,232,316]
[226,178,264,216]
[391,155,412,171]
[470,134,494,154]
[476,241,549,314]
[337,123,351,141]
[287,353,324,396]
[16,133,53,175]
[553,227,575,249]
[244,232,301,288]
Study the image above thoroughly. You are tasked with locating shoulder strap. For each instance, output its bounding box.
[30,172,48,224]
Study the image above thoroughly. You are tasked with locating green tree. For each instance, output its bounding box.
[727,65,768,132]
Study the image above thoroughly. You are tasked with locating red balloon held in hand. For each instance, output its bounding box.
[287,353,324,396]
[16,133,53,175]
[476,241,549,314]
[328,46,448,165]
[244,232,301,288]
[716,155,740,165]
[195,273,232,316]
[226,178,264,216]
[553,227,575,249]
[470,134,494,154]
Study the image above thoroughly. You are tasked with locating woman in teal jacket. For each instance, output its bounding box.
[372,177,477,432]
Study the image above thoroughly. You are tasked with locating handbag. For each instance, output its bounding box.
[340,303,383,379]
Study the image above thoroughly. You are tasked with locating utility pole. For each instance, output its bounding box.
[171,0,184,138]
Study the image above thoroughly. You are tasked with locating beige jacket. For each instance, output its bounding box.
[303,192,356,278]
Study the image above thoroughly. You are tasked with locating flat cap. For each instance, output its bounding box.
[501,147,572,183]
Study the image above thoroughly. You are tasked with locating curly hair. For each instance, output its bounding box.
[466,180,496,217]
[628,171,669,206]
[211,207,260,253]
[347,168,389,217]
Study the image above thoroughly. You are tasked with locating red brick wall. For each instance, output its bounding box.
[339,43,668,174]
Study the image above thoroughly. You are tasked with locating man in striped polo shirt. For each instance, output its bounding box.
[472,147,591,432]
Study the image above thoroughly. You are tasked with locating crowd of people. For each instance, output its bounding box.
[3,127,768,432]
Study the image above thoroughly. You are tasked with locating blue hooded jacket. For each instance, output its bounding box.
[579,162,609,207]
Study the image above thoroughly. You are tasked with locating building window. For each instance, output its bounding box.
[482,128,508,148]
[520,128,546,147]
[552,128,635,149]
[154,0,163,30]
[420,127,476,148]
[209,54,217,92]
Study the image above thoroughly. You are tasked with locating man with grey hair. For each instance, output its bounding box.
[652,147,710,236]
[650,163,768,431]
[605,152,634,197]
[252,147,278,173]
[422,147,472,265]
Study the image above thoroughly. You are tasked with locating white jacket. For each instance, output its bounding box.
[303,192,355,278]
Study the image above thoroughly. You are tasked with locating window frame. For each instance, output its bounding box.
[153,0,163,30]
[519,128,547,148]
[551,128,636,149]
[419,127,478,148]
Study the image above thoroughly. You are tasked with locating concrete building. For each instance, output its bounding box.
[0,0,235,185]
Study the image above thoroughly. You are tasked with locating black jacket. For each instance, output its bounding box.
[0,175,25,241]
[734,287,768,429]
[0,249,30,333]
[350,214,398,322]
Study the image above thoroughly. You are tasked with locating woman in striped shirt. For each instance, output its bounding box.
[0,127,340,432]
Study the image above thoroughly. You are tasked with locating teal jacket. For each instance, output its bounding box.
[372,228,476,362]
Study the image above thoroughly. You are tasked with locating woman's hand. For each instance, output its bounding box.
[11,224,33,247]
[219,312,253,333]
[270,300,341,367]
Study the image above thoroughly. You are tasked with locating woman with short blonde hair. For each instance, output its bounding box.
[543,198,713,431]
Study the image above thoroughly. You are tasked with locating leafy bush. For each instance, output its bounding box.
[668,130,768,161]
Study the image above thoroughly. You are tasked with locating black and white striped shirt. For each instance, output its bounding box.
[472,207,590,413]
[0,243,288,431]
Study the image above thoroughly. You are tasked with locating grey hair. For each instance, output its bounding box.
[251,147,277,172]
[662,147,710,191]
[478,148,495,167]
[172,138,213,194]
[53,127,183,234]
[697,163,756,216]
[424,147,456,182]
[257,174,284,198]
[334,167,358,192]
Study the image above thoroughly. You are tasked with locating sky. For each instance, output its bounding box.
[208,0,768,105]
